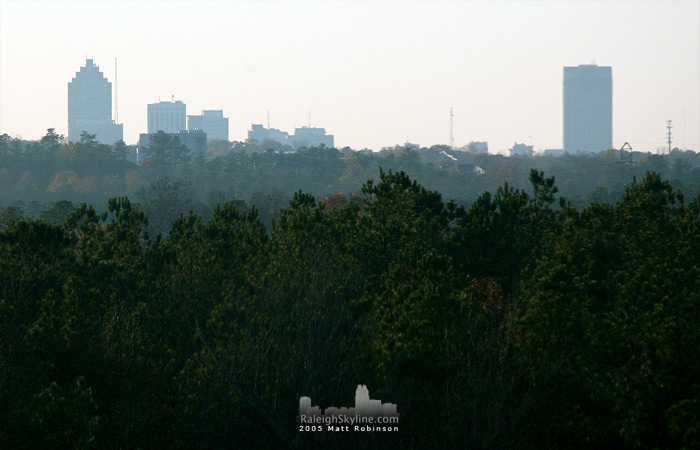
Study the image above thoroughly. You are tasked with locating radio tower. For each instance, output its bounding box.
[666,120,672,154]
[449,107,454,149]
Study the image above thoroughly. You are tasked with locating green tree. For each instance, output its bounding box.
[39,200,76,224]
[513,172,700,449]
[143,131,190,169]
[136,176,199,236]
[27,376,99,450]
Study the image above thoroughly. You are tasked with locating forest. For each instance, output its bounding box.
[1,130,700,449]
[2,129,700,233]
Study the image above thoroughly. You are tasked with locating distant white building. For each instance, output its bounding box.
[510,142,533,157]
[148,100,186,134]
[68,58,123,144]
[247,124,289,145]
[247,124,334,149]
[288,126,334,149]
[468,141,488,154]
[188,109,229,141]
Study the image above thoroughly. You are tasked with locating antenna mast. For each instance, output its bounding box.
[449,107,454,149]
[667,120,673,154]
[267,110,270,128]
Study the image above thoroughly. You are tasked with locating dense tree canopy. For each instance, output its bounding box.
[1,163,699,448]
[3,129,700,229]
[1,129,700,448]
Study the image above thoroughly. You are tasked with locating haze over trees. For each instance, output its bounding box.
[1,129,700,448]
[2,129,699,231]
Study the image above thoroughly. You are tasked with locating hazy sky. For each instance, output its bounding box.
[1,0,699,153]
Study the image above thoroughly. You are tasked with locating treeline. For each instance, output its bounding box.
[1,168,699,449]
[3,130,700,233]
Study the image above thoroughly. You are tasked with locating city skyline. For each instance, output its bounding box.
[299,385,399,419]
[1,1,698,154]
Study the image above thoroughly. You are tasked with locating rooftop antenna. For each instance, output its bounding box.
[114,58,119,122]
[449,107,454,149]
[172,94,174,103]
[667,120,673,154]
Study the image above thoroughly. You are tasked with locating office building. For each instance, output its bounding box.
[248,124,289,145]
[68,58,123,144]
[468,141,488,154]
[563,64,612,153]
[288,126,334,149]
[148,100,186,134]
[188,109,229,141]
[247,123,335,149]
[510,142,533,157]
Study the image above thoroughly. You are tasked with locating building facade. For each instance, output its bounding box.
[148,100,186,134]
[510,142,533,157]
[288,126,334,149]
[247,124,335,149]
[563,64,612,154]
[188,110,229,141]
[247,124,289,145]
[468,141,488,154]
[68,58,123,144]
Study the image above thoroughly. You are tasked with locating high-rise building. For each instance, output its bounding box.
[68,58,123,144]
[148,100,186,134]
[563,64,612,154]
[188,109,229,141]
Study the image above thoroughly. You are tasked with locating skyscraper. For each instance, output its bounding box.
[68,58,123,144]
[563,64,612,154]
[148,100,186,134]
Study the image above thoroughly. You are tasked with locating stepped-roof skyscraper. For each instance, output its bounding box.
[68,58,123,144]
[563,64,612,154]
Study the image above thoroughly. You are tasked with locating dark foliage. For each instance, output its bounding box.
[2,130,700,448]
